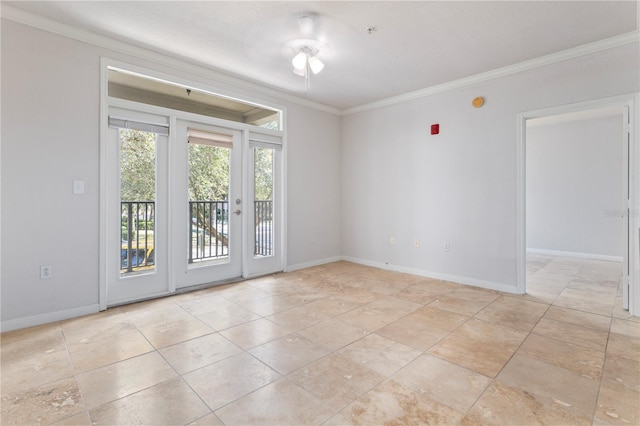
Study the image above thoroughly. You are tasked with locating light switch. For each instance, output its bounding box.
[72,180,85,194]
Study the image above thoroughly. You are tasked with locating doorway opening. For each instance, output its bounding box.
[526,106,625,315]
[517,96,637,317]
[100,61,285,309]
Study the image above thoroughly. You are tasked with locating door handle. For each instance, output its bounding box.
[234,209,241,215]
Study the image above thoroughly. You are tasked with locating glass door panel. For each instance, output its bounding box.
[254,146,274,257]
[188,141,230,264]
[107,108,169,306]
[120,129,157,275]
[245,136,282,277]
[174,119,242,289]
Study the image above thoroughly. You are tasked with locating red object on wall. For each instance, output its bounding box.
[431,124,439,135]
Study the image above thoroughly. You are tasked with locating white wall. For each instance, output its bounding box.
[286,105,342,269]
[0,20,342,328]
[341,43,639,292]
[526,115,624,259]
[2,20,102,324]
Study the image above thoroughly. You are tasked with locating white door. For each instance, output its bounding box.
[106,108,170,305]
[245,133,283,277]
[173,119,243,289]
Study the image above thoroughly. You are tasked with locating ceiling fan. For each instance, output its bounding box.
[290,16,325,92]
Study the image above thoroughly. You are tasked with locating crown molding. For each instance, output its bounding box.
[0,4,342,116]
[342,31,640,116]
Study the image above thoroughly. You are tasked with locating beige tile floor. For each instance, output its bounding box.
[1,258,639,425]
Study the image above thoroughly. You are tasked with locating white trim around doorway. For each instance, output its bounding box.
[516,93,639,316]
[99,57,287,310]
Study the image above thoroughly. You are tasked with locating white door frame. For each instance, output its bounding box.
[243,132,284,278]
[105,107,172,306]
[516,93,639,316]
[99,58,287,310]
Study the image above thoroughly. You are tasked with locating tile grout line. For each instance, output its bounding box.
[57,320,92,426]
[525,255,620,424]
[591,309,615,423]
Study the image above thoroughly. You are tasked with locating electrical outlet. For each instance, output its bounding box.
[311,235,317,244]
[40,265,52,279]
[414,239,420,248]
[443,242,451,253]
[390,237,395,245]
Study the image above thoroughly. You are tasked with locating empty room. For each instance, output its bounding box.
[1,1,639,425]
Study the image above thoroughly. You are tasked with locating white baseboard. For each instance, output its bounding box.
[1,255,522,332]
[1,304,100,333]
[527,248,623,263]
[285,256,343,273]
[341,256,519,294]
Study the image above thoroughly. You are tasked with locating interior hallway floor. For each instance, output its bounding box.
[1,258,639,425]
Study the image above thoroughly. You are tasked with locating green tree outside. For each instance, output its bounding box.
[120,129,156,201]
[120,129,274,203]
[188,144,229,201]
[120,129,275,257]
[254,147,273,201]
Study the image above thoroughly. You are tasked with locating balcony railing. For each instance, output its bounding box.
[255,200,273,256]
[121,201,155,274]
[189,201,229,263]
[121,199,274,273]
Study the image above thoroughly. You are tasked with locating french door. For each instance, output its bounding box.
[106,108,171,305]
[245,134,283,277]
[105,106,282,306]
[172,119,243,289]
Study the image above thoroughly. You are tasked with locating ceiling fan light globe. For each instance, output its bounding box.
[308,56,324,74]
[293,67,306,76]
[292,51,307,70]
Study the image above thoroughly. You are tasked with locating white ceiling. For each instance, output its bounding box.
[4,1,638,111]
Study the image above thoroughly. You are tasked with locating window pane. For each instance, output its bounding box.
[189,142,230,263]
[254,147,274,257]
[120,129,156,275]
